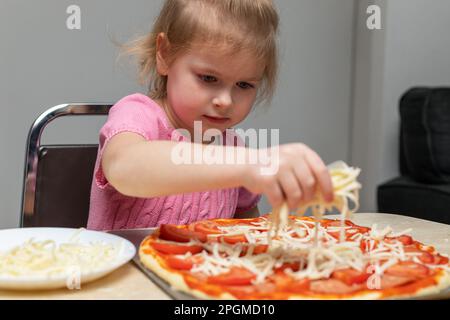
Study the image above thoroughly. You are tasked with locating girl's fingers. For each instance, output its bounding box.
[304,150,334,202]
[293,160,316,203]
[294,161,316,202]
[263,178,285,209]
[278,170,303,210]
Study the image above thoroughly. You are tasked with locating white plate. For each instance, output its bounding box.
[0,228,136,290]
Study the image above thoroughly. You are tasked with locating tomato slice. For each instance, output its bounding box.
[165,255,203,270]
[327,230,341,241]
[288,278,310,292]
[331,268,370,286]
[360,239,380,252]
[385,261,429,278]
[433,254,449,265]
[360,240,370,252]
[151,241,203,255]
[268,272,309,292]
[240,244,268,256]
[322,219,355,228]
[397,235,413,245]
[223,285,255,299]
[403,246,439,264]
[253,244,268,254]
[355,226,370,234]
[418,251,435,264]
[269,272,293,288]
[322,219,370,235]
[324,220,370,241]
[218,234,248,244]
[310,279,362,294]
[327,229,367,241]
[274,262,301,272]
[159,224,207,243]
[386,235,413,246]
[190,220,223,235]
[207,267,256,285]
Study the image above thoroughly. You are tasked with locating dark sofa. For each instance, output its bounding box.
[377,87,450,225]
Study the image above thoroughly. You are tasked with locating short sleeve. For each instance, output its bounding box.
[236,187,261,211]
[94,94,165,189]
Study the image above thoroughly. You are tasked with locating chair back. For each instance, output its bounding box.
[21,104,112,227]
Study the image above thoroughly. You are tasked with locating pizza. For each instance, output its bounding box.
[139,161,450,299]
[139,215,450,299]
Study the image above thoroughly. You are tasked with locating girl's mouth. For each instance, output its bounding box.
[202,115,230,124]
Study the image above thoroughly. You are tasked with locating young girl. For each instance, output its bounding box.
[87,0,334,231]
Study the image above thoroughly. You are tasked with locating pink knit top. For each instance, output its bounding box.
[87,93,261,230]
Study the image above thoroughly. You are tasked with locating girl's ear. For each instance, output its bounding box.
[156,33,170,76]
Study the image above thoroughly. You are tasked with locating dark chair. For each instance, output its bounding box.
[377,87,450,224]
[21,103,112,228]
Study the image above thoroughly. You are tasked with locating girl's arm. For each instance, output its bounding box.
[102,132,334,211]
[102,132,250,198]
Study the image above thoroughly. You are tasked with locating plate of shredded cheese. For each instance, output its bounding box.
[0,228,136,290]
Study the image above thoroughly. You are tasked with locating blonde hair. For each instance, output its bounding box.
[119,0,279,106]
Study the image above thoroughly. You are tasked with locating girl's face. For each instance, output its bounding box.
[157,40,265,141]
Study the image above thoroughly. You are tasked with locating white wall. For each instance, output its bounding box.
[351,0,450,212]
[0,0,158,228]
[244,0,356,214]
[351,0,388,213]
[0,0,356,228]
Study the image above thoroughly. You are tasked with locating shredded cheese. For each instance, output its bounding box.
[0,229,122,279]
[186,213,448,285]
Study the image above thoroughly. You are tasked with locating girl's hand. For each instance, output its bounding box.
[242,143,334,210]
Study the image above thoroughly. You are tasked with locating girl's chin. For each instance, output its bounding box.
[193,120,227,132]
[201,115,231,125]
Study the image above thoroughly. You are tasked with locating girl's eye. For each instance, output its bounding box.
[237,82,255,90]
[199,75,217,83]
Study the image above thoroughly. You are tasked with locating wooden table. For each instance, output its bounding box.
[0,213,448,299]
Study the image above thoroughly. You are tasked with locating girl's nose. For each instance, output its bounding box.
[212,90,233,109]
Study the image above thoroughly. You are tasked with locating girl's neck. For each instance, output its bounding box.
[154,98,216,145]
[155,98,178,130]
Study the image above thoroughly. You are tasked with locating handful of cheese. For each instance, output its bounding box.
[270,161,362,241]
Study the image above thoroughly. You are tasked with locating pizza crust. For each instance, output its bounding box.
[383,271,450,299]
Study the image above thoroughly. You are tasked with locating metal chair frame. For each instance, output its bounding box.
[21,103,112,227]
